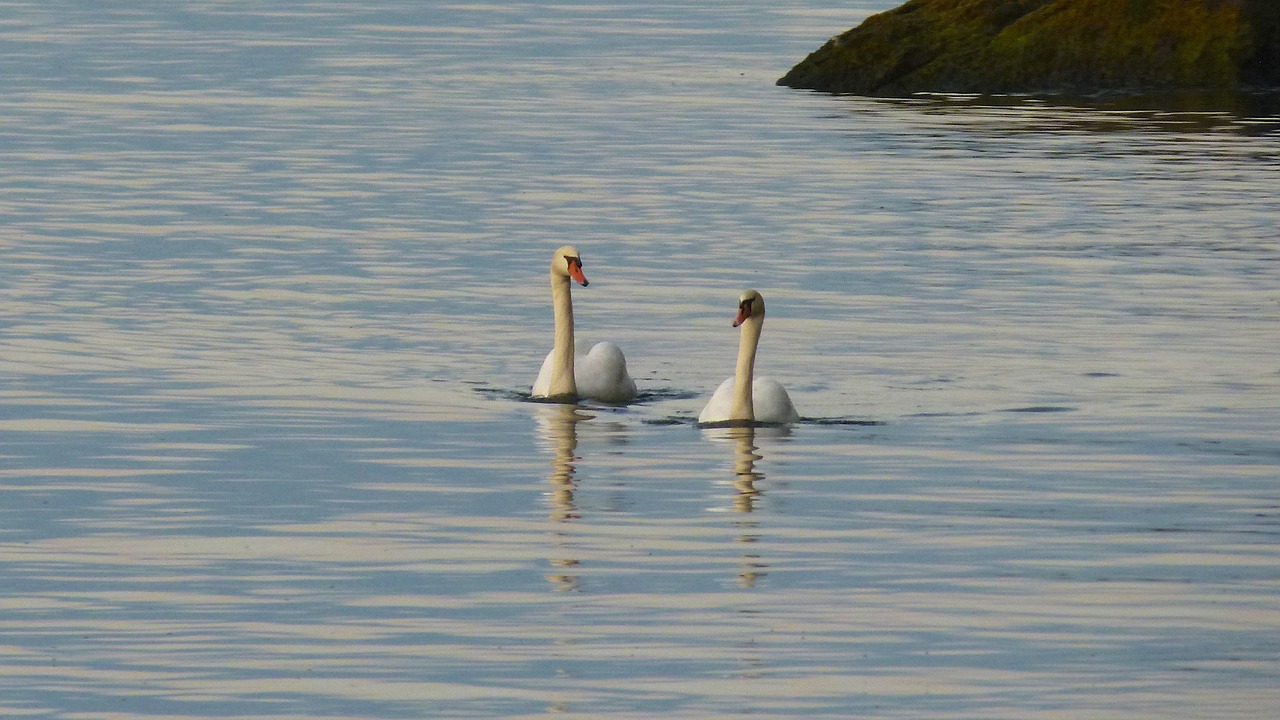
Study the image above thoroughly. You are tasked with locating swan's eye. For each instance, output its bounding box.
[566,256,582,270]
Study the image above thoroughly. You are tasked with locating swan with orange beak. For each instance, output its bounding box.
[531,246,637,403]
[699,289,800,425]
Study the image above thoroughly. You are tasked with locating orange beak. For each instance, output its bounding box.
[733,304,751,327]
[568,259,588,287]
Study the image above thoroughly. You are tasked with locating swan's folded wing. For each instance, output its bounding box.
[574,341,637,403]
[752,377,801,424]
[697,377,736,424]
[531,349,556,397]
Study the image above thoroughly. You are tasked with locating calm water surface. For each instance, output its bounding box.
[1,1,1278,718]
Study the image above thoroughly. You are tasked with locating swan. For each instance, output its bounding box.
[531,245,637,404]
[698,289,800,425]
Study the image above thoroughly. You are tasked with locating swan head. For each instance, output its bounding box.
[551,245,588,287]
[733,289,765,327]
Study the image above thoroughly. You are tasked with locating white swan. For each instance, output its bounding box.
[698,289,800,425]
[531,245,637,404]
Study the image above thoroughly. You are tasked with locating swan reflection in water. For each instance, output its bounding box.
[531,403,629,591]
[534,403,589,523]
[532,403,588,591]
[704,424,791,588]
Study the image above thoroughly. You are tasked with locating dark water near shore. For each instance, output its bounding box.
[1,2,1277,718]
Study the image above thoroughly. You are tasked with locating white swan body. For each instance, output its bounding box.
[533,338,637,404]
[698,289,800,425]
[699,376,799,425]
[530,246,637,404]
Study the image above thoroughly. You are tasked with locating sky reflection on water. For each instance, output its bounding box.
[1,0,1278,718]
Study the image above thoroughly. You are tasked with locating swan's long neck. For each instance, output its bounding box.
[548,272,577,397]
[731,316,761,421]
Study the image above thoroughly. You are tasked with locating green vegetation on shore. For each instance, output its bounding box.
[778,0,1280,95]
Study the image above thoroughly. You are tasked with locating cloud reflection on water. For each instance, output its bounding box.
[1,0,1278,716]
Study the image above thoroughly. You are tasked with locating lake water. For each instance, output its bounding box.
[1,1,1278,718]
